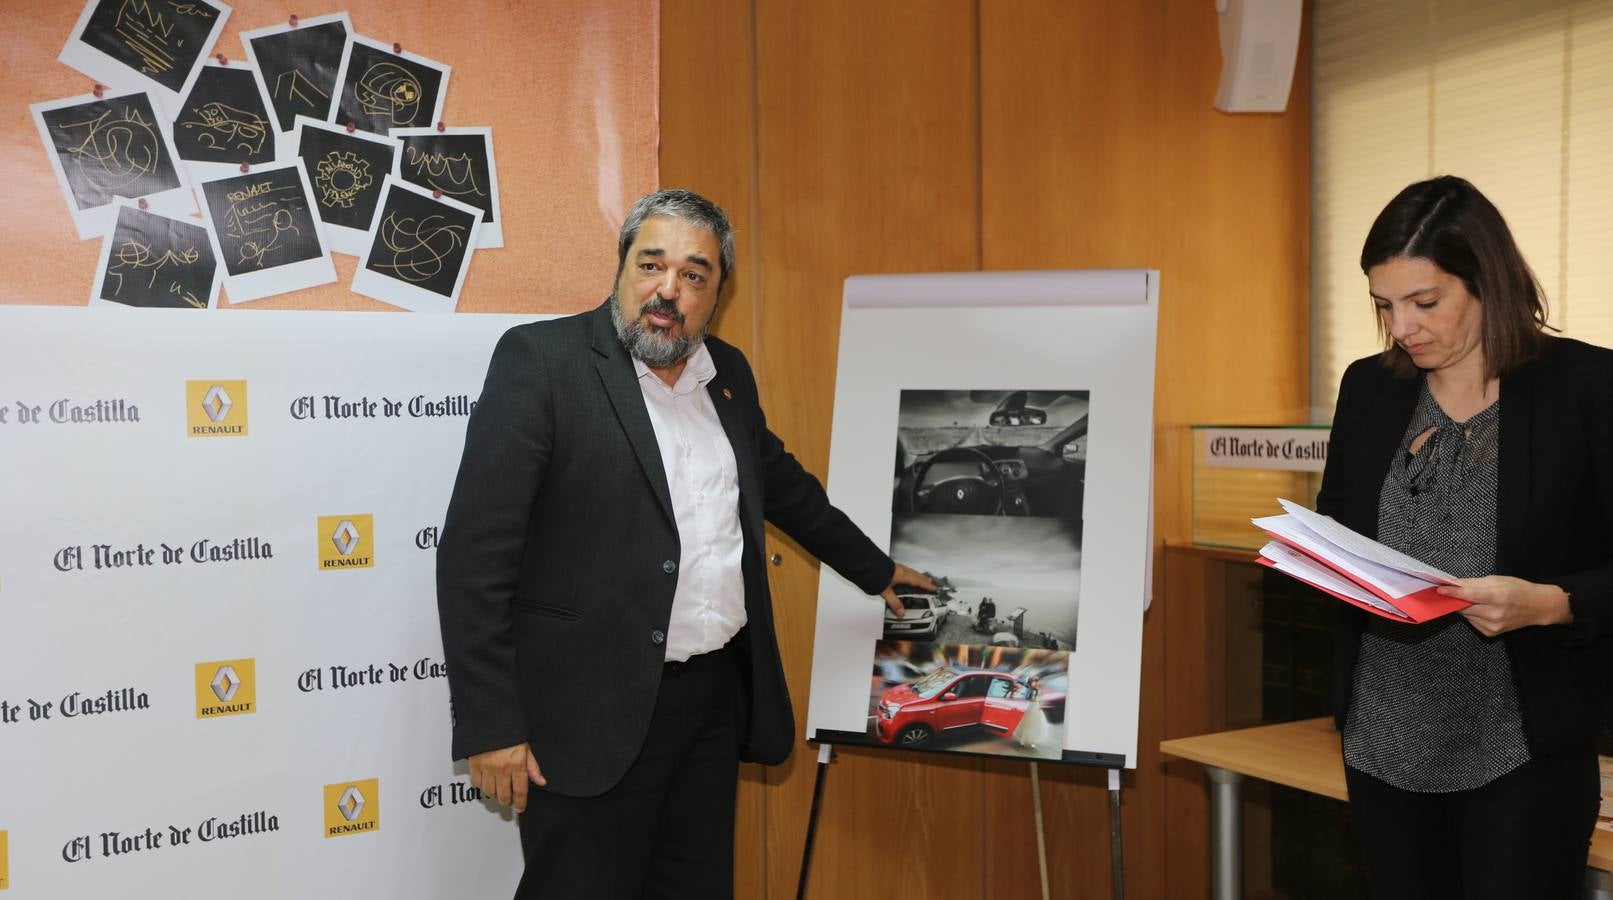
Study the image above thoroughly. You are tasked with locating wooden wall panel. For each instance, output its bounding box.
[977,3,1310,897]
[660,0,1311,896]
[748,2,983,897]
[659,1,763,893]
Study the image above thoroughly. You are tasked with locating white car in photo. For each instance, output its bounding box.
[881,587,949,641]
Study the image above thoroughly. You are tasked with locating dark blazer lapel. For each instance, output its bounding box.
[589,304,676,528]
[1496,360,1535,572]
[706,367,762,534]
[1355,367,1421,539]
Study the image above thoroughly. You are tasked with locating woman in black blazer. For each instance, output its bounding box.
[1315,176,1613,900]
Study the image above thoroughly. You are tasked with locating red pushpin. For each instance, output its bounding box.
[92,83,106,98]
[436,120,446,132]
[137,198,149,209]
[345,121,356,133]
[289,14,299,27]
[239,162,250,173]
[432,189,442,199]
[392,41,402,54]
[215,53,228,65]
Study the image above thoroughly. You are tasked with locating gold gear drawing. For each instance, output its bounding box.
[314,151,372,208]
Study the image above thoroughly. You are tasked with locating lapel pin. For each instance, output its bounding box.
[722,388,732,400]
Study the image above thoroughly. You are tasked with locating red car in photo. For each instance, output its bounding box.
[873,667,1034,747]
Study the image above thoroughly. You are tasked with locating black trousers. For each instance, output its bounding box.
[1344,746,1600,900]
[515,643,741,900]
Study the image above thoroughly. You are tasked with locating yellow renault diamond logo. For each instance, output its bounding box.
[317,515,374,571]
[194,659,257,718]
[323,779,380,838]
[185,380,249,437]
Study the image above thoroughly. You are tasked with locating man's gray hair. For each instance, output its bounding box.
[615,189,735,291]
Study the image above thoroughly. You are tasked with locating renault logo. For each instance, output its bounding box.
[331,520,361,557]
[201,384,233,423]
[338,785,365,822]
[210,665,240,703]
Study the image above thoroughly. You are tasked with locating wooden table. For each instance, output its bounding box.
[1161,717,1613,900]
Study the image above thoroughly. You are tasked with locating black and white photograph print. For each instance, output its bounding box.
[351,177,482,313]
[889,513,1081,651]
[60,0,231,103]
[241,13,351,133]
[330,36,450,136]
[289,116,400,256]
[31,90,193,239]
[391,127,502,248]
[893,389,1090,519]
[173,60,275,178]
[90,200,219,309]
[196,163,336,302]
[850,641,1069,760]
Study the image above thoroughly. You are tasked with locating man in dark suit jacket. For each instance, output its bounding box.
[436,189,931,899]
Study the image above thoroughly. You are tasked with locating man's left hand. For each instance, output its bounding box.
[880,563,936,616]
[1438,575,1573,637]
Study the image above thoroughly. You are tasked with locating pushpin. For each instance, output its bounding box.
[239,162,250,173]
[392,41,402,54]
[289,13,299,27]
[92,83,106,98]
[216,52,228,65]
[436,120,446,132]
[138,198,149,209]
[345,121,356,133]
[432,189,443,199]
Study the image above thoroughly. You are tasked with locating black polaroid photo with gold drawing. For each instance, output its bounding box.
[59,0,232,107]
[288,116,400,256]
[351,177,481,313]
[329,35,450,136]
[31,90,195,240]
[174,58,276,181]
[90,199,220,309]
[196,163,336,302]
[241,12,351,135]
[390,126,502,249]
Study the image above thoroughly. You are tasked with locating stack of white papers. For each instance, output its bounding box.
[1252,499,1469,623]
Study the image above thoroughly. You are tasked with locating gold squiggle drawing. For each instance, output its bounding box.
[372,211,465,283]
[113,0,180,75]
[275,69,330,110]
[56,105,161,193]
[356,62,422,125]
[106,237,205,307]
[314,151,372,208]
[169,281,205,308]
[180,101,267,155]
[404,147,485,199]
[222,180,306,268]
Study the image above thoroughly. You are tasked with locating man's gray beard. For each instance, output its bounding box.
[608,294,706,368]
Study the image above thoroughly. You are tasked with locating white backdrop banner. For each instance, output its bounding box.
[805,270,1158,768]
[0,306,546,898]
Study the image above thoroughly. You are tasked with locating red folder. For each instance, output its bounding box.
[1258,533,1469,623]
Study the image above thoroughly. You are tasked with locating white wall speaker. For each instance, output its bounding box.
[1214,0,1304,113]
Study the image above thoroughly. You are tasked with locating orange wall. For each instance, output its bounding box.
[663,1,1311,897]
[2,0,658,313]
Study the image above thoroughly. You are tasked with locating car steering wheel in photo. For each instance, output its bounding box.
[894,390,1088,519]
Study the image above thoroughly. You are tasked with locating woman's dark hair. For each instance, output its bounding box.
[1359,175,1549,378]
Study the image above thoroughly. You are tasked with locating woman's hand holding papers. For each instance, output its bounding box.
[1438,576,1574,637]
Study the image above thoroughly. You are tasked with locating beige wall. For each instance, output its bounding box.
[663,1,1311,897]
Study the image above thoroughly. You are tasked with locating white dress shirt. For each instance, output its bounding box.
[632,343,746,662]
